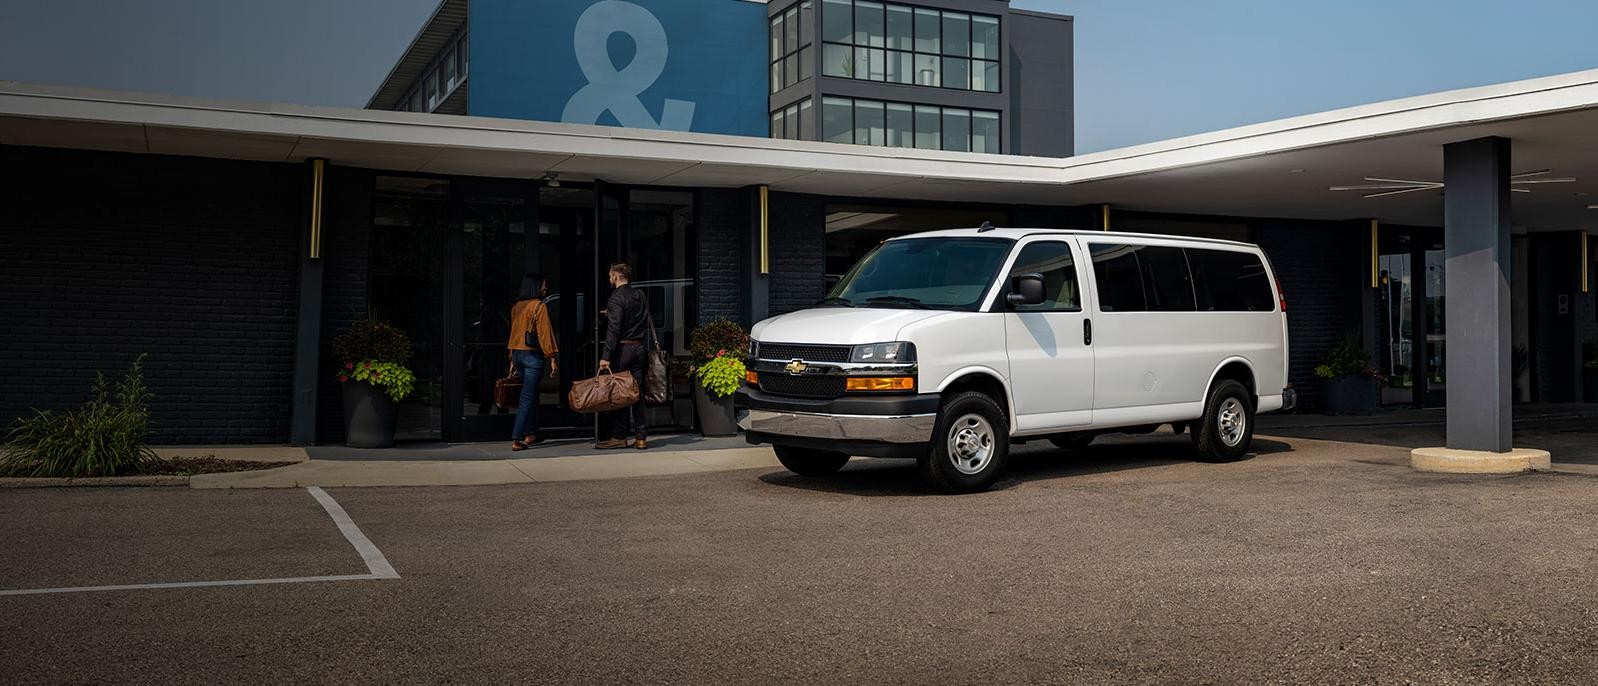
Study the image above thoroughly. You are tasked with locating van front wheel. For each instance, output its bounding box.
[1193,379,1254,462]
[774,446,851,476]
[921,392,1010,493]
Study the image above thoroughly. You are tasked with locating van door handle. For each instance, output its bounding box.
[1084,319,1093,346]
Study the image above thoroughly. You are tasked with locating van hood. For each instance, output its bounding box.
[752,307,953,346]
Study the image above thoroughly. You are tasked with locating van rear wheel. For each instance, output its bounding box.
[920,391,1010,494]
[773,446,851,476]
[1193,379,1254,462]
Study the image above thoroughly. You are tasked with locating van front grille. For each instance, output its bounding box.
[759,343,851,363]
[759,374,846,399]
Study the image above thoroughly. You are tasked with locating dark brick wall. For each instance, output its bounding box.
[0,146,301,444]
[1256,219,1364,411]
[767,192,827,316]
[315,168,373,442]
[696,189,744,325]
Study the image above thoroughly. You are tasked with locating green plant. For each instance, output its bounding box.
[1314,337,1386,384]
[333,317,415,401]
[689,319,750,365]
[695,356,746,398]
[339,360,415,401]
[332,316,412,364]
[2,356,158,477]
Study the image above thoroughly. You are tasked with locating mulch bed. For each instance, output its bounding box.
[140,456,296,476]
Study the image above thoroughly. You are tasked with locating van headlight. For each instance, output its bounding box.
[851,342,915,363]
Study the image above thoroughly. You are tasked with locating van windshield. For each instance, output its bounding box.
[826,237,1015,311]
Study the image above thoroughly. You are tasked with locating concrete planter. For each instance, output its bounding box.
[1322,375,1378,415]
[341,380,397,448]
[692,378,739,437]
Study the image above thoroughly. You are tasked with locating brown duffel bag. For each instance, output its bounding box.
[568,369,639,414]
[493,372,522,410]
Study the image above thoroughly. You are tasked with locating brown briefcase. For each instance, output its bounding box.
[494,373,522,410]
[568,370,639,414]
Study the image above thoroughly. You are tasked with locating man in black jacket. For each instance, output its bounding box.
[596,262,650,450]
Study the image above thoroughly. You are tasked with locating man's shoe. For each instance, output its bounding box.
[634,439,647,450]
[594,439,629,450]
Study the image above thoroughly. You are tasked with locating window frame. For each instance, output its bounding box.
[819,0,999,94]
[809,96,997,152]
[771,2,814,93]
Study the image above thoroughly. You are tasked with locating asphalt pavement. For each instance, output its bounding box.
[4,430,1598,684]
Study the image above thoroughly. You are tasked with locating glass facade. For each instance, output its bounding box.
[396,31,469,113]
[770,0,815,94]
[770,98,813,140]
[820,96,1000,153]
[820,0,999,92]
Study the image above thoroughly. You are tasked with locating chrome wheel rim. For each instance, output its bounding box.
[1217,398,1247,447]
[947,413,995,475]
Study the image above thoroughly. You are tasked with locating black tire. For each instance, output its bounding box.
[773,446,851,476]
[1049,432,1095,451]
[1192,379,1254,463]
[919,391,1010,493]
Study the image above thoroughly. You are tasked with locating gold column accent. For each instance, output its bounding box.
[309,159,326,260]
[1100,204,1110,231]
[1369,219,1379,288]
[758,185,769,275]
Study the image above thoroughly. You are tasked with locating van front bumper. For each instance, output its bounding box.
[737,388,939,458]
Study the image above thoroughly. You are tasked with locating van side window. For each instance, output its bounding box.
[1189,249,1275,311]
[1089,244,1147,312]
[1138,245,1196,311]
[1090,243,1195,312]
[1007,241,1080,312]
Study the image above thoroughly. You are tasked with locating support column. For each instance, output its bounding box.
[1411,137,1548,472]
[743,185,770,325]
[289,159,328,446]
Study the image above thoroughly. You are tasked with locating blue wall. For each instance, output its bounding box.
[469,0,768,137]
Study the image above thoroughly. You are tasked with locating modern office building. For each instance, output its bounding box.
[366,0,1072,156]
[1,4,1594,457]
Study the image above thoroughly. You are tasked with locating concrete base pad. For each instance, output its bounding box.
[1411,446,1551,474]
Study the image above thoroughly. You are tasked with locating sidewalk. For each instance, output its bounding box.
[178,403,1598,489]
[192,444,779,489]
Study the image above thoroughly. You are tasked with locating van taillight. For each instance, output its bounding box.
[1278,288,1287,312]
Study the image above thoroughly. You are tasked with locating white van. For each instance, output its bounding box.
[738,227,1295,493]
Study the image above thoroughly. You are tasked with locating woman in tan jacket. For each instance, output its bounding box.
[508,273,559,450]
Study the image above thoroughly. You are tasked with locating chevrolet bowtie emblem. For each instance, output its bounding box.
[784,359,808,375]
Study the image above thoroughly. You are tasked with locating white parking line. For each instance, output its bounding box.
[0,487,398,597]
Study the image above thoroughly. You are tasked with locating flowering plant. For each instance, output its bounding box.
[338,360,415,401]
[1313,337,1387,385]
[333,317,415,401]
[688,319,749,365]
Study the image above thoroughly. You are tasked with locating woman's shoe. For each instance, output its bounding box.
[522,435,543,447]
[594,438,628,449]
[633,439,648,450]
[511,440,530,451]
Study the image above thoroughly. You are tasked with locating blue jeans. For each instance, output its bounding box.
[511,349,544,440]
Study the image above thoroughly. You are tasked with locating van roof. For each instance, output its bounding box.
[889,227,1261,250]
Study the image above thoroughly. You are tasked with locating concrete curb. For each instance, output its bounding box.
[1411,446,1553,474]
[0,475,191,488]
[190,447,782,489]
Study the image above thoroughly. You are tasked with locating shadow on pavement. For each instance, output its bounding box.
[757,436,1295,497]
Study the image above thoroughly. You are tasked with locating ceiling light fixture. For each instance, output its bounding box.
[1330,169,1575,199]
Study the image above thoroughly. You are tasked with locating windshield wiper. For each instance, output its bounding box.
[864,296,928,309]
[817,296,854,307]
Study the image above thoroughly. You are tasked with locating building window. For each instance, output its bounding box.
[770,98,814,140]
[770,1,814,93]
[822,0,1000,93]
[816,96,999,152]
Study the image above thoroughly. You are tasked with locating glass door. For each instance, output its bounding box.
[1376,228,1445,408]
[1377,242,1415,405]
[444,179,533,441]
[370,176,450,441]
[537,185,599,432]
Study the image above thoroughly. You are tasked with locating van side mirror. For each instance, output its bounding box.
[1006,274,1046,307]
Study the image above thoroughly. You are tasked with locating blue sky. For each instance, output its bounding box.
[3,0,1597,153]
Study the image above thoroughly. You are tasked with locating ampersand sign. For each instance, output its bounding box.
[561,0,696,131]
